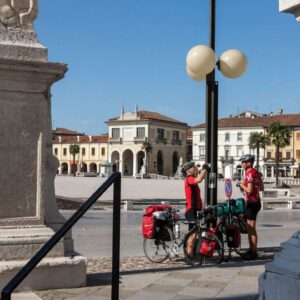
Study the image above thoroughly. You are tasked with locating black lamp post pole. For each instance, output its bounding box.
[205,0,218,206]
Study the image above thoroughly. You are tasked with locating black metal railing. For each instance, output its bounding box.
[1,172,121,300]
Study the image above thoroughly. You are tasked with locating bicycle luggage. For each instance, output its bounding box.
[216,198,246,216]
[145,204,171,215]
[142,204,171,239]
[226,223,240,248]
[200,240,216,256]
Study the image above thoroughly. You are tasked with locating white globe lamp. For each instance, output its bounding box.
[219,49,248,79]
[186,45,216,76]
[186,66,206,82]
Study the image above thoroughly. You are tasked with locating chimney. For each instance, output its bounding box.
[120,105,125,119]
[58,136,62,143]
[77,135,80,142]
[89,135,92,142]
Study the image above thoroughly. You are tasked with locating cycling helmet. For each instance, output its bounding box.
[240,154,255,163]
[181,161,195,173]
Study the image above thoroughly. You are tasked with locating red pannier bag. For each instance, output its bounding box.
[226,223,241,248]
[142,215,156,239]
[200,240,216,256]
[142,204,171,239]
[145,204,171,215]
[200,228,217,256]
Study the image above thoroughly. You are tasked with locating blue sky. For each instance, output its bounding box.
[35,0,300,135]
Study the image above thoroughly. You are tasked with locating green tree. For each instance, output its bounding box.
[69,144,80,176]
[249,132,268,171]
[141,138,152,177]
[266,122,291,187]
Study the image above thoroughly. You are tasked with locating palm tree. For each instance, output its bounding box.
[266,122,291,187]
[249,132,268,171]
[69,144,80,176]
[141,138,152,177]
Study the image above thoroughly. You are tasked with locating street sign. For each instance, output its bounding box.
[225,179,232,199]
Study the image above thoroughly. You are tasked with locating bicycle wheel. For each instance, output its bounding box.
[195,229,224,265]
[183,230,202,266]
[143,226,173,263]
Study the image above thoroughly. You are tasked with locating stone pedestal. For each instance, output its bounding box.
[258,230,300,300]
[0,2,87,290]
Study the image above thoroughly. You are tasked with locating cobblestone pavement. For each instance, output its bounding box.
[36,249,274,300]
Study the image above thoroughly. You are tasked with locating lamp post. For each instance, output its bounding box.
[186,0,247,206]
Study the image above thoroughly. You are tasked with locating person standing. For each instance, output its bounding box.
[238,154,264,260]
[181,161,208,256]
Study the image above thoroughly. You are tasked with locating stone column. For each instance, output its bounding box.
[0,0,86,291]
[133,152,137,177]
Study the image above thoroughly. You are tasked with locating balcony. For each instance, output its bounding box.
[171,139,182,145]
[134,137,146,144]
[220,156,234,164]
[156,137,167,144]
[109,137,122,144]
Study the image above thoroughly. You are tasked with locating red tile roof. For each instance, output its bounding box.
[107,110,187,126]
[52,128,84,136]
[193,113,300,129]
[52,134,108,144]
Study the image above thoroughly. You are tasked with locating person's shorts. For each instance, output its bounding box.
[185,208,200,230]
[246,200,261,220]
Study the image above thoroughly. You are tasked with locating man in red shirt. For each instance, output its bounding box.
[181,161,208,256]
[238,154,264,260]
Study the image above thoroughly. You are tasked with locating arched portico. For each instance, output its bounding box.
[122,149,133,176]
[172,151,179,176]
[157,150,164,175]
[111,151,120,172]
[61,162,68,175]
[80,162,87,172]
[136,151,145,175]
[89,163,97,173]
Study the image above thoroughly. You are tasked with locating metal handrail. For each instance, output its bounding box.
[1,172,121,300]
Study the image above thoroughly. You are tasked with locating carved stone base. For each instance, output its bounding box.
[258,230,300,300]
[0,256,87,291]
[0,42,47,62]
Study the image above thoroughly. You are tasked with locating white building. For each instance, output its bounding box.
[106,107,188,177]
[193,112,266,178]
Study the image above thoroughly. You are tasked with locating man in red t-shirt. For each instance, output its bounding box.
[238,154,264,260]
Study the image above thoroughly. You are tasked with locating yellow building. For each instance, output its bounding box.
[52,128,109,175]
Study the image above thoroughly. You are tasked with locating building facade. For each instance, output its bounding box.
[193,112,300,179]
[106,108,188,177]
[52,129,109,175]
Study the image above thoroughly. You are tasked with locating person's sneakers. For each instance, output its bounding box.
[241,249,258,260]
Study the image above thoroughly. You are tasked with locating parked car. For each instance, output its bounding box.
[232,173,241,181]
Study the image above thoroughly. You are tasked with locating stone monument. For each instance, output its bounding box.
[0,0,86,291]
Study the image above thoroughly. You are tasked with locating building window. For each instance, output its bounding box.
[91,148,95,156]
[173,130,179,141]
[296,150,300,159]
[82,148,86,156]
[267,151,272,159]
[112,128,120,139]
[296,132,300,140]
[225,133,230,142]
[157,128,164,139]
[286,151,291,159]
[136,127,145,139]
[225,147,230,158]
[199,133,205,142]
[237,132,242,142]
[63,148,67,156]
[101,147,105,156]
[199,146,205,157]
[54,148,58,156]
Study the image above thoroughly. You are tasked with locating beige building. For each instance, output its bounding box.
[52,128,109,175]
[106,108,188,177]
